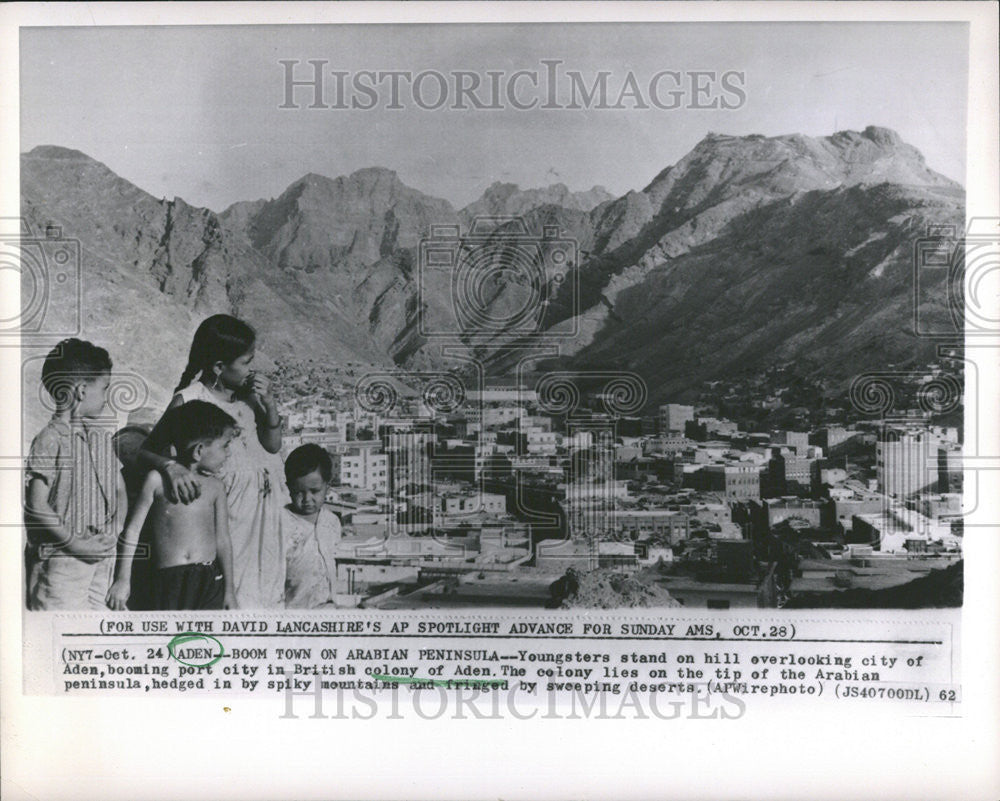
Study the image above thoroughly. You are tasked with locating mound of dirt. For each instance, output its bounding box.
[548,568,680,609]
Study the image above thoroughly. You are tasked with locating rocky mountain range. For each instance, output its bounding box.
[20,126,963,426]
[536,128,964,395]
[458,182,614,225]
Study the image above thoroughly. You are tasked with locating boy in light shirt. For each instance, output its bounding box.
[25,338,124,610]
[281,444,342,608]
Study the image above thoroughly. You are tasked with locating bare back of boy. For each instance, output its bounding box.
[107,468,236,611]
[145,471,224,567]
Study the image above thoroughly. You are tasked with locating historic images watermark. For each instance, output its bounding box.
[278,60,747,111]
[912,217,1000,339]
[0,218,81,344]
[279,681,748,721]
[418,217,579,339]
[349,213,650,550]
[910,217,1000,527]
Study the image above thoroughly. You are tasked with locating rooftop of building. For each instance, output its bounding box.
[611,508,689,517]
[761,497,826,508]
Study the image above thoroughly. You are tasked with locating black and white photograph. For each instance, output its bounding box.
[2,3,998,800]
[16,20,974,613]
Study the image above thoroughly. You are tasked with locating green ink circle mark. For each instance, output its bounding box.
[168,632,225,667]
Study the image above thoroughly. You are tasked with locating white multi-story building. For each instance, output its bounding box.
[385,427,434,495]
[440,492,507,516]
[876,428,940,500]
[525,428,557,456]
[473,442,497,480]
[337,448,389,492]
[692,463,761,500]
[287,407,336,430]
[931,426,960,444]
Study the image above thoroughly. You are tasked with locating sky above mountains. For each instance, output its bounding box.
[20,22,968,212]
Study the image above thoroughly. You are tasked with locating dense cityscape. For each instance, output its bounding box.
[275,359,964,610]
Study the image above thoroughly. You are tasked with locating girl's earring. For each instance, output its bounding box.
[212,374,222,392]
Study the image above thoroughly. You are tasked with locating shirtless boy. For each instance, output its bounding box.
[107,400,238,610]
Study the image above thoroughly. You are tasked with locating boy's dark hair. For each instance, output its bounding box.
[40,338,112,402]
[284,443,333,484]
[165,400,238,460]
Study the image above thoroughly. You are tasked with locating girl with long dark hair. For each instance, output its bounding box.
[139,314,286,608]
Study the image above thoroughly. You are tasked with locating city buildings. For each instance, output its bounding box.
[659,403,695,433]
[274,367,962,609]
[876,428,940,499]
[685,463,761,500]
[336,448,389,491]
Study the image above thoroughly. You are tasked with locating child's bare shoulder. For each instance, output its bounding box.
[143,469,166,494]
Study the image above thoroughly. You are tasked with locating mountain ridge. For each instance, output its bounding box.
[20,126,963,423]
